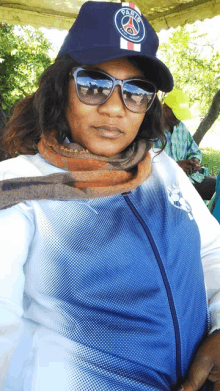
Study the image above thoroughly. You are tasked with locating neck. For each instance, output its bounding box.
[162,119,173,133]
[166,124,174,133]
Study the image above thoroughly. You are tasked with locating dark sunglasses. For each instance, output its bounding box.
[70,67,157,113]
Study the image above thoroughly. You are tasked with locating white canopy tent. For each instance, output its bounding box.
[0,0,219,31]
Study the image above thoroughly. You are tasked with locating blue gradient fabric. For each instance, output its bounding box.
[0,151,220,390]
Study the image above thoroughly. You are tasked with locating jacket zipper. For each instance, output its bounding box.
[123,193,182,382]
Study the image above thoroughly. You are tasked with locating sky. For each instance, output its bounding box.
[41,27,68,57]
[159,15,220,42]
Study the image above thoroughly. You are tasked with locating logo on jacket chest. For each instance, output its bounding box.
[167,185,194,220]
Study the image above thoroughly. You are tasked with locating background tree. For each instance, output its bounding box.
[0,106,7,161]
[0,24,52,115]
[158,26,220,144]
[193,88,220,145]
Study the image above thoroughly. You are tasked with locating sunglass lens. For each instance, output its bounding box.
[123,80,156,112]
[76,70,113,105]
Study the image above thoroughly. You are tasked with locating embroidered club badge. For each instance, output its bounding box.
[114,2,146,51]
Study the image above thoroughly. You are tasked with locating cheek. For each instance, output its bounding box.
[129,114,145,138]
[65,86,93,130]
[65,84,77,125]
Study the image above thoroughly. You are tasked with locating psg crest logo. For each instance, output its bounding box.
[114,7,146,44]
[167,185,194,220]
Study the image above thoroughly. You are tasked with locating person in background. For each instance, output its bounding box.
[154,89,216,200]
[213,173,220,222]
[209,172,220,223]
[0,2,220,391]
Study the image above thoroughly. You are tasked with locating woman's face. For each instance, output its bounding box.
[65,58,145,157]
[162,104,180,128]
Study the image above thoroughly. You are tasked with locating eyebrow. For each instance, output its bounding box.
[80,66,146,81]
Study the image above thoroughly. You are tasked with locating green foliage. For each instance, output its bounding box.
[201,147,220,176]
[0,24,52,114]
[158,26,220,116]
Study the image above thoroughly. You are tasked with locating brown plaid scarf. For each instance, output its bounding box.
[0,133,152,210]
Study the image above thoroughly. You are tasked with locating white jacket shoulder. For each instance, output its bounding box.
[0,154,65,181]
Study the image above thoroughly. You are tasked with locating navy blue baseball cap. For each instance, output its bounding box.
[57,1,173,92]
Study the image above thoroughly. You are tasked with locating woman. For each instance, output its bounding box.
[0,2,220,390]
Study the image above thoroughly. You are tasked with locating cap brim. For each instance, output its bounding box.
[172,108,192,121]
[58,46,174,93]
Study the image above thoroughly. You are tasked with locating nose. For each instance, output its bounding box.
[98,85,126,117]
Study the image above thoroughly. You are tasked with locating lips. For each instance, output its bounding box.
[95,126,123,139]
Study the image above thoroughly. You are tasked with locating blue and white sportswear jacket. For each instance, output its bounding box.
[0,149,220,391]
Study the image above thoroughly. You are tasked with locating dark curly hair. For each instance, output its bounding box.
[2,55,166,157]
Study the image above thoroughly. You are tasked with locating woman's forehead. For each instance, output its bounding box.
[87,57,144,79]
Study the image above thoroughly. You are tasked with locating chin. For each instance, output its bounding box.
[87,142,128,157]
[91,148,121,157]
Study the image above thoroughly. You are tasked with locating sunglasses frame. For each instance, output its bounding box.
[70,66,158,114]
